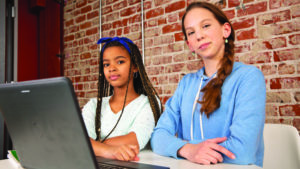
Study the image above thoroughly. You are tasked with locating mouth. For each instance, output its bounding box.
[199,42,210,50]
[109,75,120,81]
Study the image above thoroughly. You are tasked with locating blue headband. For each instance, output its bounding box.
[97,37,134,54]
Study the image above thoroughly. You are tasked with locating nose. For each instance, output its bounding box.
[196,30,204,41]
[108,64,116,72]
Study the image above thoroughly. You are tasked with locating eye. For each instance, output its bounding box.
[117,60,125,64]
[103,63,109,67]
[187,31,194,36]
[203,24,211,29]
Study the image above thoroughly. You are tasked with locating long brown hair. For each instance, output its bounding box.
[95,40,162,141]
[182,2,235,117]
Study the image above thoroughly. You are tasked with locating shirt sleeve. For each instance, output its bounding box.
[219,67,266,165]
[81,99,97,140]
[151,77,188,158]
[129,99,155,150]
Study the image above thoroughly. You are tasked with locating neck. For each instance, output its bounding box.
[203,59,220,77]
[111,82,138,104]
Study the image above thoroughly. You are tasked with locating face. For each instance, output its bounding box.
[102,46,137,89]
[184,8,231,61]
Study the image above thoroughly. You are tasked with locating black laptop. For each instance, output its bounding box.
[0,77,169,169]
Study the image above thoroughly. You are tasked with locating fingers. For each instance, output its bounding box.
[209,143,235,160]
[114,145,139,161]
[207,137,227,143]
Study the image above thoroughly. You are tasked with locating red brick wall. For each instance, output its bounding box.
[64,0,300,131]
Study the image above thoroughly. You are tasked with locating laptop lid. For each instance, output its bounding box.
[0,77,99,169]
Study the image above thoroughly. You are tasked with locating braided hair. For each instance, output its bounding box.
[95,39,162,141]
[181,2,235,117]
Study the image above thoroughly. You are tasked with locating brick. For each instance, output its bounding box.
[267,92,292,103]
[162,23,181,34]
[254,37,287,50]
[165,1,185,13]
[274,48,300,62]
[101,23,111,31]
[261,64,277,76]
[158,17,167,25]
[87,11,99,20]
[237,2,267,17]
[128,14,141,24]
[76,0,87,8]
[270,0,300,9]
[152,55,172,65]
[228,0,254,8]
[279,104,300,116]
[289,34,300,45]
[146,66,165,75]
[81,5,92,14]
[106,0,119,5]
[145,47,162,56]
[163,43,184,54]
[80,22,92,30]
[298,62,300,74]
[102,6,112,15]
[130,24,140,32]
[145,28,160,38]
[121,6,137,17]
[163,85,177,95]
[235,43,251,53]
[64,35,75,42]
[65,19,74,27]
[147,19,157,27]
[278,63,296,75]
[223,9,235,20]
[113,1,127,10]
[239,52,272,64]
[154,35,174,46]
[150,76,158,85]
[167,13,178,23]
[158,75,169,85]
[257,10,291,25]
[75,15,86,23]
[165,63,185,73]
[266,104,278,116]
[175,32,184,41]
[291,5,300,18]
[173,52,195,62]
[154,0,172,6]
[86,27,98,36]
[116,28,122,36]
[146,7,164,19]
[236,29,256,40]
[270,77,300,89]
[293,118,300,131]
[169,74,179,84]
[263,21,300,36]
[232,17,254,30]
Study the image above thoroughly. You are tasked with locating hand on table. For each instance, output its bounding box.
[178,137,235,165]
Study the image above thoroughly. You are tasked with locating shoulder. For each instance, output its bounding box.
[228,62,265,82]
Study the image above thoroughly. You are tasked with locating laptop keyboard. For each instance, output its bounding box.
[98,162,135,169]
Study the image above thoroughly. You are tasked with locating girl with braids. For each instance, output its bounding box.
[82,37,161,161]
[151,2,266,167]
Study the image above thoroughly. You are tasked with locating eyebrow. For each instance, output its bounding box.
[103,55,128,62]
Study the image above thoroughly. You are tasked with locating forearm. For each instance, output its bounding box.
[90,138,112,158]
[103,132,139,149]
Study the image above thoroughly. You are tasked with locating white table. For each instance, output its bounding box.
[0,150,261,169]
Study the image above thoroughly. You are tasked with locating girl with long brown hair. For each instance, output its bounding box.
[82,37,161,161]
[151,2,266,167]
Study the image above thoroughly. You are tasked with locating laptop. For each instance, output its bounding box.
[0,77,169,169]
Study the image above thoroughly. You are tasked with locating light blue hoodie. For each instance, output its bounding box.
[151,62,266,167]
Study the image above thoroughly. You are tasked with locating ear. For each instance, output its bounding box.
[186,40,195,52]
[222,22,232,39]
